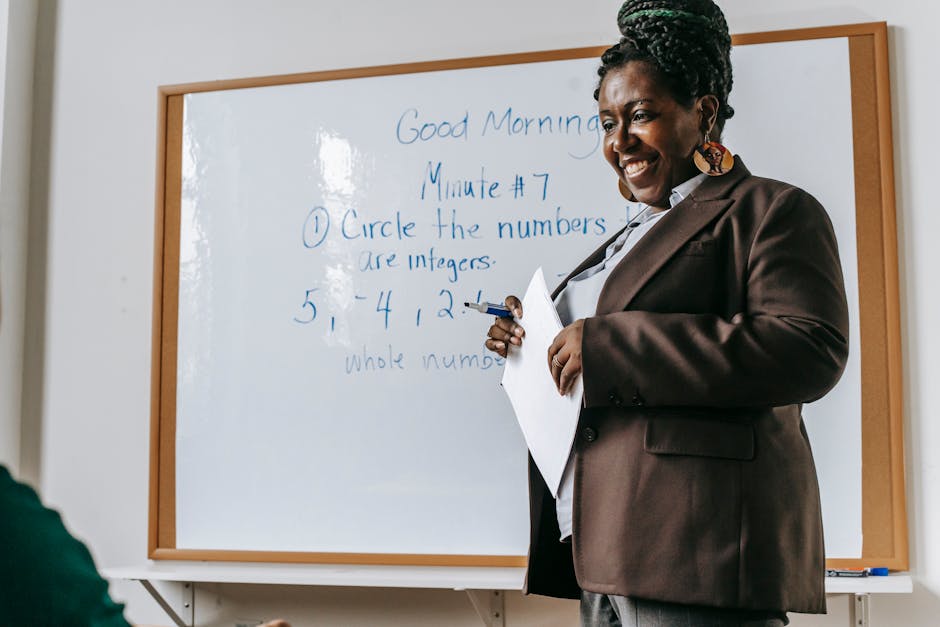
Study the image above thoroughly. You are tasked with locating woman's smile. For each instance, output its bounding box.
[623,156,656,177]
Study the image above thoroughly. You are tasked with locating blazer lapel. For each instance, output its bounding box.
[550,227,628,300]
[595,158,750,315]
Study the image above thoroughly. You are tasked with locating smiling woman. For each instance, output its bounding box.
[482,1,850,626]
[597,62,710,209]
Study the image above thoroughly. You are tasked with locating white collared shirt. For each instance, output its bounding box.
[553,173,706,541]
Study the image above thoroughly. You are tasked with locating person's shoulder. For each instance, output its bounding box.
[0,465,132,627]
[703,163,834,237]
[732,170,816,201]
[728,169,828,218]
[697,157,818,207]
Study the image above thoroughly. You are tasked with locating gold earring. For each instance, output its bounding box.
[693,131,734,176]
[618,179,635,201]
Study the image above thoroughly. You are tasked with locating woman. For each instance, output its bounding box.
[484,1,849,625]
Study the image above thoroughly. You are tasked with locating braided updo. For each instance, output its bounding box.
[596,0,735,135]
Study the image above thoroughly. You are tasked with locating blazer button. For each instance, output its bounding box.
[582,427,597,442]
[632,392,645,406]
[608,391,623,407]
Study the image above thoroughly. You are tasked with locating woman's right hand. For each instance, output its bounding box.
[484,296,524,358]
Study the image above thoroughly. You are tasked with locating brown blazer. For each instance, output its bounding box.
[524,158,848,614]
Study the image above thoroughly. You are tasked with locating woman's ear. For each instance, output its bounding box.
[697,95,720,134]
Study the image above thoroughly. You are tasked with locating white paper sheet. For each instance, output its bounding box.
[500,267,583,497]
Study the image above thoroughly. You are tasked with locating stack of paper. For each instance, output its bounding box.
[501,267,583,497]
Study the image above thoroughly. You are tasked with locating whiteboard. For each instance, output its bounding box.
[175,57,625,556]
[162,33,885,562]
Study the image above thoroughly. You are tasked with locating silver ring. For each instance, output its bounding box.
[551,356,564,369]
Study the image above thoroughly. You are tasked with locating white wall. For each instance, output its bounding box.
[17,1,938,625]
[0,0,37,473]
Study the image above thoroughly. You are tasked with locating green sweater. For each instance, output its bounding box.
[0,465,131,627]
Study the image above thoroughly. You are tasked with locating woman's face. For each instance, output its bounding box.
[598,62,703,208]
[705,145,724,164]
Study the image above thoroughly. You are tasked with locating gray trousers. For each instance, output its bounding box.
[580,592,788,627]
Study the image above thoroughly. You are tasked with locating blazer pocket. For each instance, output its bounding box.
[644,415,755,460]
[678,238,716,256]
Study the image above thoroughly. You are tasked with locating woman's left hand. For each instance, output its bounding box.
[548,319,584,395]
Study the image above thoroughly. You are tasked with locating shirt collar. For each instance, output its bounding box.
[629,172,708,226]
[668,172,708,208]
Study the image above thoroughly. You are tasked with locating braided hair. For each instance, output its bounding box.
[596,0,735,135]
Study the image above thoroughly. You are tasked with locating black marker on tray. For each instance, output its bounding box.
[825,569,868,578]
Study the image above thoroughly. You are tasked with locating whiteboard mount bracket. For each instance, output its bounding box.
[465,589,505,627]
[137,579,194,627]
[850,593,870,627]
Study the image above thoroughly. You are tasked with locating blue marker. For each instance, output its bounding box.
[464,301,513,317]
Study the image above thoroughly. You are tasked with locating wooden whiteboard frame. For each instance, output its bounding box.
[149,22,906,569]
